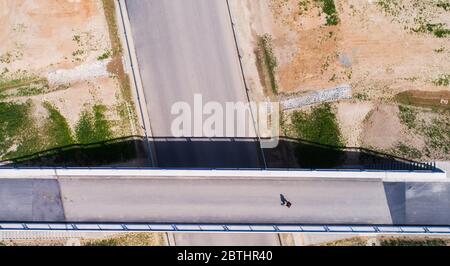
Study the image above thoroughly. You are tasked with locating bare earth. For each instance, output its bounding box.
[0,0,137,160]
[231,0,450,160]
[0,0,133,132]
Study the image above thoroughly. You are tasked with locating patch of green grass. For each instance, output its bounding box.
[423,117,450,154]
[75,111,94,144]
[377,0,401,16]
[10,129,42,160]
[394,143,422,159]
[115,100,136,135]
[75,105,112,144]
[72,49,85,57]
[434,47,445,53]
[102,0,123,56]
[377,0,449,38]
[395,102,450,159]
[380,238,447,246]
[396,102,450,159]
[323,237,449,246]
[15,84,49,97]
[354,92,369,101]
[428,23,450,38]
[413,23,450,38]
[433,74,450,86]
[0,77,41,91]
[316,0,339,26]
[1,67,9,76]
[291,104,345,168]
[291,103,343,147]
[72,34,81,45]
[0,100,43,160]
[0,52,13,64]
[43,102,74,148]
[0,82,70,102]
[0,101,119,161]
[97,50,112,61]
[0,78,56,100]
[84,233,165,246]
[101,0,139,135]
[84,238,121,246]
[0,101,32,155]
[437,0,450,11]
[259,34,278,94]
[298,0,311,14]
[398,105,417,130]
[322,237,368,246]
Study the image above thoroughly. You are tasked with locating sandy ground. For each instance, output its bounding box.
[241,0,450,96]
[0,232,166,246]
[0,0,132,133]
[231,0,450,159]
[335,101,373,147]
[229,0,271,103]
[360,104,404,150]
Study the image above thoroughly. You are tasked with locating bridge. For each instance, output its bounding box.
[0,168,449,235]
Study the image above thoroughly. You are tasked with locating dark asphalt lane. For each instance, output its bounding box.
[125,0,262,168]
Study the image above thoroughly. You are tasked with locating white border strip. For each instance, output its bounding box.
[0,168,446,182]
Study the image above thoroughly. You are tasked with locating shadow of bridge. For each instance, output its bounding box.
[0,135,438,171]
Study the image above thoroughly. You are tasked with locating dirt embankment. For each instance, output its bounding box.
[232,0,450,160]
[0,0,138,161]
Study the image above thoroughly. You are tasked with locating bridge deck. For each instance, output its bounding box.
[0,169,448,226]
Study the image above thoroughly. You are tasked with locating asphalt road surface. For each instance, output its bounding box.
[1,176,449,225]
[57,178,393,224]
[125,0,263,168]
[0,179,64,222]
[0,177,450,225]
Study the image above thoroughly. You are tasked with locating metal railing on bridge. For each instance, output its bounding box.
[1,222,449,235]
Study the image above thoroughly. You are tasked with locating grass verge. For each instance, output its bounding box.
[393,143,422,159]
[43,102,74,148]
[398,105,417,130]
[396,103,450,159]
[316,0,339,26]
[76,105,113,144]
[1,101,78,160]
[291,103,343,147]
[102,0,138,135]
[0,101,33,156]
[102,0,122,56]
[84,233,166,246]
[0,77,47,92]
[433,74,450,87]
[323,237,449,246]
[290,104,345,167]
[255,34,278,95]
[380,237,447,246]
[413,23,450,38]
[423,117,450,155]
